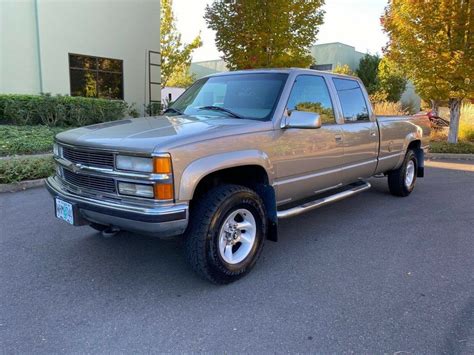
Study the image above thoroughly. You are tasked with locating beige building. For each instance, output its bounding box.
[0,0,161,114]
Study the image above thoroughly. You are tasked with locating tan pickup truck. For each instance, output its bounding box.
[47,69,431,283]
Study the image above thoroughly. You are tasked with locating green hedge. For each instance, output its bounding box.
[430,141,474,154]
[0,125,65,156]
[0,94,128,127]
[0,156,55,184]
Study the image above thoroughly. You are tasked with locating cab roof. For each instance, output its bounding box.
[205,67,357,80]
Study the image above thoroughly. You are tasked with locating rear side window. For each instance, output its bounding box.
[286,75,336,125]
[333,78,370,122]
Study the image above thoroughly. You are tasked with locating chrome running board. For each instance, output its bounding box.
[277,181,371,219]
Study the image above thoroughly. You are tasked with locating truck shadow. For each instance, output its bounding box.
[55,163,470,292]
[55,178,391,292]
[60,230,213,293]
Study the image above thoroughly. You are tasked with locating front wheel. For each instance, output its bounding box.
[388,149,418,197]
[184,184,267,284]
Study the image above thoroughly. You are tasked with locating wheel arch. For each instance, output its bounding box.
[403,139,424,177]
[179,151,278,241]
[178,150,275,201]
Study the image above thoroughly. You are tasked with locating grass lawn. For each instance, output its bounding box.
[429,141,474,154]
[0,125,65,156]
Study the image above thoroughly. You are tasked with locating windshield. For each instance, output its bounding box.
[169,73,288,121]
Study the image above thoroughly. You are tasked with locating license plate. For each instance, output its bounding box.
[55,198,74,225]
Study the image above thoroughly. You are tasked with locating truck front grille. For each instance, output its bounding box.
[63,169,116,194]
[62,147,114,169]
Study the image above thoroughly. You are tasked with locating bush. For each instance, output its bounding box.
[0,94,128,127]
[0,125,65,156]
[0,156,55,184]
[145,102,163,116]
[429,141,474,154]
[372,99,408,116]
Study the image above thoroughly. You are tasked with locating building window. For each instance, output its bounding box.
[310,64,333,71]
[69,53,123,100]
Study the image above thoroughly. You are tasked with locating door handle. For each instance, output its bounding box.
[335,134,343,143]
[370,131,377,137]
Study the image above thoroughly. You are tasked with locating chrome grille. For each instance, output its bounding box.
[62,147,114,169]
[63,169,116,194]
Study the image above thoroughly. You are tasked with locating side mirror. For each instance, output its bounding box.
[285,111,322,129]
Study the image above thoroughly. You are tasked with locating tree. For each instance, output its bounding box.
[356,54,381,95]
[204,0,325,70]
[161,0,202,87]
[382,0,473,143]
[378,56,407,102]
[332,64,354,76]
[167,64,196,88]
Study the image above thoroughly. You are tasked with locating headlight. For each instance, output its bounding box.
[116,154,174,200]
[116,155,153,173]
[118,182,154,198]
[115,154,173,174]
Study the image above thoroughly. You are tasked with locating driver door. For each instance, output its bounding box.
[273,75,344,205]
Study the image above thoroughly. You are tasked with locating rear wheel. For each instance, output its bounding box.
[388,149,418,197]
[184,184,266,284]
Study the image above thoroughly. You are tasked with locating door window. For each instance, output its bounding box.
[287,75,336,125]
[333,78,370,122]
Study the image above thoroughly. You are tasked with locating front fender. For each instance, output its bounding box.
[178,150,275,201]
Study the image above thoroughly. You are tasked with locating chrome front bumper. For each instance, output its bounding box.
[45,176,189,238]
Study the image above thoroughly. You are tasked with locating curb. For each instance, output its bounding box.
[426,153,474,160]
[0,178,45,193]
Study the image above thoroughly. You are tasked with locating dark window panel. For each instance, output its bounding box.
[97,72,123,99]
[310,64,333,71]
[70,54,97,70]
[70,69,97,97]
[98,58,122,72]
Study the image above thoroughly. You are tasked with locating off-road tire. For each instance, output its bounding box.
[184,184,267,284]
[388,149,418,197]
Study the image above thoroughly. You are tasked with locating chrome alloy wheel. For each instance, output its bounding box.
[218,208,256,264]
[405,159,415,187]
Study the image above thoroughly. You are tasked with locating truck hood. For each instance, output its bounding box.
[56,115,271,153]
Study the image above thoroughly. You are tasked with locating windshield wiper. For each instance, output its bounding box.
[197,106,243,119]
[163,107,183,115]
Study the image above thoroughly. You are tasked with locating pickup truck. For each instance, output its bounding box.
[46,69,431,284]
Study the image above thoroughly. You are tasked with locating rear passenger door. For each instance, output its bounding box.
[332,78,379,183]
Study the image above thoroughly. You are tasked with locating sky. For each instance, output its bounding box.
[173,0,389,63]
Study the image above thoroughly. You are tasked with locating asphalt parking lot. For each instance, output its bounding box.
[1,159,473,353]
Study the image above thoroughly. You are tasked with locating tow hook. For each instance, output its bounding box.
[101,226,120,238]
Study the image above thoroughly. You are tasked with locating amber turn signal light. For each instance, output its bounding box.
[154,183,174,200]
[153,156,172,174]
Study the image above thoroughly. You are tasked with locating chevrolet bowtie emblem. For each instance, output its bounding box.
[72,163,85,173]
